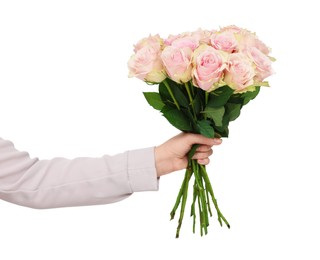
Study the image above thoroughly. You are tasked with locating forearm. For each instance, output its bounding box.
[0,138,158,209]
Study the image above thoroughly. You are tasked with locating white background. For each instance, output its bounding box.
[1,0,319,259]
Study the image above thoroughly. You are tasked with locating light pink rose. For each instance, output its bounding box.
[192,45,227,91]
[224,53,255,92]
[191,28,216,44]
[161,46,192,83]
[134,34,163,53]
[219,26,270,55]
[171,36,200,51]
[245,47,274,81]
[128,45,166,83]
[237,30,270,55]
[164,34,181,46]
[164,32,199,50]
[210,31,238,53]
[219,25,243,34]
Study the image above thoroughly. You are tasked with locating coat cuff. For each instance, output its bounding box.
[127,147,159,192]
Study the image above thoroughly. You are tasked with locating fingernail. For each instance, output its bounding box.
[213,138,222,144]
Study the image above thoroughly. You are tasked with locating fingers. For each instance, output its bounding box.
[191,141,219,165]
[197,158,210,165]
[192,148,213,160]
[195,145,213,152]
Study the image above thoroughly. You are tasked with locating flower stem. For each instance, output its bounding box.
[193,160,209,234]
[204,91,209,120]
[163,79,180,110]
[200,164,230,228]
[170,173,187,220]
[198,193,203,236]
[185,82,197,119]
[191,180,197,234]
[206,189,213,217]
[175,166,193,238]
[205,91,209,106]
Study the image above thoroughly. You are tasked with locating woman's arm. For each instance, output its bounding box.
[0,134,220,209]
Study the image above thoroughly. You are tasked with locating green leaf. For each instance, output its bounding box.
[208,86,234,107]
[228,94,243,105]
[169,81,189,108]
[241,86,260,105]
[226,103,241,121]
[203,106,225,127]
[143,92,165,110]
[193,92,203,116]
[196,120,215,138]
[161,105,193,131]
[159,82,173,104]
[215,126,229,138]
[159,80,189,108]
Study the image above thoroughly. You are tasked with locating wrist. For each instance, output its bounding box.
[154,145,174,177]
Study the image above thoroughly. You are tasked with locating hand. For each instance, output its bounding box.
[154,133,222,177]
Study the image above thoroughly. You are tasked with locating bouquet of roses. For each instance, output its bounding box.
[128,25,274,238]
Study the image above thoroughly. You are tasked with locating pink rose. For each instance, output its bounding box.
[210,31,238,53]
[164,34,180,46]
[245,47,274,81]
[161,46,192,83]
[192,45,227,91]
[128,45,166,83]
[224,53,255,92]
[219,25,243,34]
[237,30,270,55]
[191,28,215,44]
[134,34,163,53]
[219,26,270,55]
[171,36,200,51]
[164,32,200,51]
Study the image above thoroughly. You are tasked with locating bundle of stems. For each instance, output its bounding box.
[170,146,230,238]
